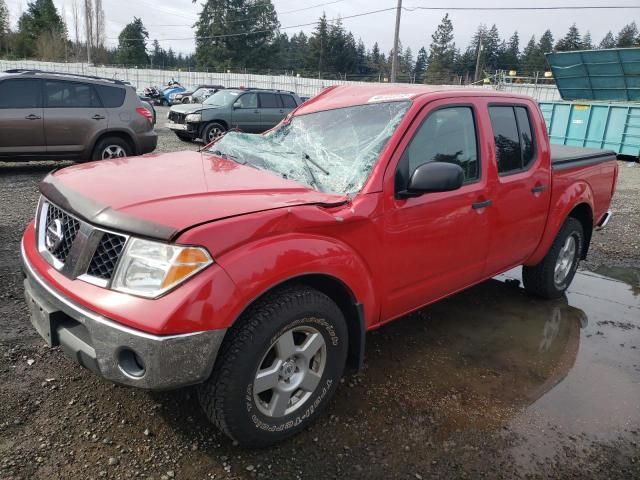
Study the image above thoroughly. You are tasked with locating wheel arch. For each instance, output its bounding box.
[567,202,593,259]
[227,273,366,373]
[90,130,136,158]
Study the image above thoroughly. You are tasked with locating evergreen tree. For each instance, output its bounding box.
[555,24,582,51]
[519,35,539,75]
[194,0,279,71]
[500,31,520,71]
[355,38,368,75]
[616,22,638,47]
[538,29,554,54]
[402,46,414,79]
[307,13,329,73]
[483,24,502,71]
[425,13,455,84]
[413,46,427,83]
[598,31,615,49]
[116,17,148,65]
[582,31,593,50]
[150,39,164,67]
[15,0,67,58]
[0,0,9,53]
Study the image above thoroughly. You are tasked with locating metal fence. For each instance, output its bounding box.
[0,59,562,101]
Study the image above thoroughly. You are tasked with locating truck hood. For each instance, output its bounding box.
[40,151,349,241]
[170,103,222,114]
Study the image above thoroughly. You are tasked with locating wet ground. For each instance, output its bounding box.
[1,136,639,478]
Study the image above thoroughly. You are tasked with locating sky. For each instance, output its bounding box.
[5,0,640,58]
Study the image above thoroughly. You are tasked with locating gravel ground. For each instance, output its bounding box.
[0,118,639,479]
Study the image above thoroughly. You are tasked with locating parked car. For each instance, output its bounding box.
[0,69,157,161]
[166,88,302,143]
[171,84,224,104]
[21,85,617,447]
[159,81,185,106]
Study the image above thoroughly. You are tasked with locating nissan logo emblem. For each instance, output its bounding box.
[45,219,64,251]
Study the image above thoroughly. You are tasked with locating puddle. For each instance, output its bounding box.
[591,265,640,297]
[345,266,640,474]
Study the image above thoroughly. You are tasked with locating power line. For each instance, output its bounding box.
[112,4,640,43]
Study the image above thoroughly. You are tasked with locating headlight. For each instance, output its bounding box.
[185,113,202,123]
[111,238,212,298]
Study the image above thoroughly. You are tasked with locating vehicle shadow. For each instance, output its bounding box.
[149,277,588,476]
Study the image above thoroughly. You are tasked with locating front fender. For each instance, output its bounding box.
[525,179,594,266]
[214,233,378,330]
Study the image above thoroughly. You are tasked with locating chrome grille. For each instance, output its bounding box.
[168,111,186,124]
[44,203,80,262]
[87,233,127,280]
[37,198,128,287]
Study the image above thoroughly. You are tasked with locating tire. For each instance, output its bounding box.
[201,122,226,144]
[198,285,348,447]
[523,217,584,299]
[175,132,193,142]
[91,136,132,161]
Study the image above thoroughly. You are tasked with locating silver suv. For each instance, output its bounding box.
[0,70,157,162]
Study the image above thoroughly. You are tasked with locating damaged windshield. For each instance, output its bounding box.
[208,101,411,195]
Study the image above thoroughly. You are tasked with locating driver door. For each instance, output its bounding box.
[382,100,491,320]
[230,92,261,132]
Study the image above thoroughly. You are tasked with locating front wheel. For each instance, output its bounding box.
[201,122,226,144]
[198,285,348,447]
[523,217,584,299]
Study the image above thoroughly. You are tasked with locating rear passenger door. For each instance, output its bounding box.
[43,80,107,156]
[258,92,285,130]
[483,103,552,276]
[0,78,45,156]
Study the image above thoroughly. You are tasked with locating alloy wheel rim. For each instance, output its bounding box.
[554,235,577,286]
[253,325,327,418]
[208,127,223,141]
[101,145,127,160]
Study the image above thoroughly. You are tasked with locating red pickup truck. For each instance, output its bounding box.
[21,85,617,447]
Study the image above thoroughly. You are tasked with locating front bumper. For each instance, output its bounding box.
[22,249,226,390]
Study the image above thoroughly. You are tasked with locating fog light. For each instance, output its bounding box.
[118,348,146,378]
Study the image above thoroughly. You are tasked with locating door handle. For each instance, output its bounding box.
[25,114,41,120]
[472,199,492,209]
[531,184,547,193]
[92,114,106,120]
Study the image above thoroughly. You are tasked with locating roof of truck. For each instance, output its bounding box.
[295,84,533,115]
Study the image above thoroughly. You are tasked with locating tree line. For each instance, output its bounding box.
[1,0,640,83]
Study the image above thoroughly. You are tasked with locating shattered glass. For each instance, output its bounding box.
[208,101,411,195]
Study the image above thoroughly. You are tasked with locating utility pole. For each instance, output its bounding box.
[390,0,402,83]
[474,38,483,83]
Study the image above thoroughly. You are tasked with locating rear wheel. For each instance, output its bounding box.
[198,285,348,447]
[523,217,584,299]
[202,122,226,144]
[91,137,132,161]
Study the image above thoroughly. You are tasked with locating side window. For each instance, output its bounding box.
[45,81,101,108]
[489,105,536,174]
[237,93,258,109]
[94,84,126,108]
[280,94,297,108]
[515,107,535,168]
[0,79,41,108]
[258,93,279,108]
[396,106,479,190]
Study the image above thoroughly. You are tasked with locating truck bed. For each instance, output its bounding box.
[551,145,617,170]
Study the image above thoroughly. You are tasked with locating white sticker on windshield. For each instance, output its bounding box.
[368,93,416,103]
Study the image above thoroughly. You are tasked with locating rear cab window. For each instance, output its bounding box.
[0,79,42,108]
[489,105,536,174]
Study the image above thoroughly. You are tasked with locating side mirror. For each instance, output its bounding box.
[399,162,464,198]
[233,101,242,109]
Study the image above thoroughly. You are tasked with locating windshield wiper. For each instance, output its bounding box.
[303,153,329,175]
[210,150,246,164]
